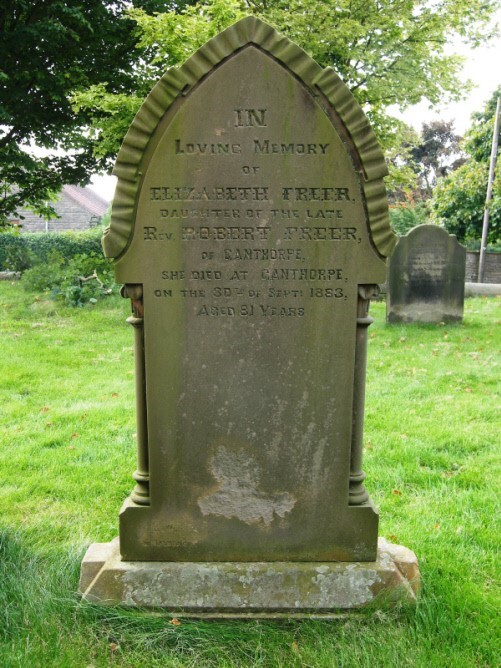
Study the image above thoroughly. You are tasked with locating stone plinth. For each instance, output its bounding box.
[79,538,419,615]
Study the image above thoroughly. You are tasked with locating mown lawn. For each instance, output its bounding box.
[0,281,499,667]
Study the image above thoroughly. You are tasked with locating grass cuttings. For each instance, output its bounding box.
[0,282,499,667]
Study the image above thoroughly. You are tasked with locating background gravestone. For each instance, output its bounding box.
[80,17,420,613]
[387,225,466,323]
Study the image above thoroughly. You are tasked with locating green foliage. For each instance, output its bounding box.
[464,85,501,162]
[21,251,67,294]
[72,86,145,160]
[0,228,103,271]
[0,228,115,306]
[73,0,498,189]
[431,160,500,244]
[100,205,112,229]
[0,282,499,666]
[430,88,501,245]
[26,229,104,266]
[0,1,186,224]
[385,122,422,201]
[22,250,115,306]
[0,231,31,272]
[387,120,465,203]
[389,201,429,236]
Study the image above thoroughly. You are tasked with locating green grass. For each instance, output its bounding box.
[0,281,499,667]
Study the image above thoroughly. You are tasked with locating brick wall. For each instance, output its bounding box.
[18,191,97,232]
[465,251,501,283]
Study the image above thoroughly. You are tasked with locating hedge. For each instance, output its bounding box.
[0,228,104,271]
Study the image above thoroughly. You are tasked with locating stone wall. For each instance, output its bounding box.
[465,251,501,283]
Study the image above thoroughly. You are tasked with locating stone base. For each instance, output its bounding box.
[79,538,419,616]
[465,282,501,297]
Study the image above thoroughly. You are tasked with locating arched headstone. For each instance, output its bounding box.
[387,225,466,323]
[80,17,420,613]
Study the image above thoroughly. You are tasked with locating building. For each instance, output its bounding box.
[10,185,109,232]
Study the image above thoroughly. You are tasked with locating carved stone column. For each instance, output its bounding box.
[121,284,150,505]
[349,284,379,506]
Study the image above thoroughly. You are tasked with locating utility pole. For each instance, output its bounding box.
[478,96,501,283]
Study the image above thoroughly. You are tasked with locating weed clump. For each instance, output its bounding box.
[22,250,115,306]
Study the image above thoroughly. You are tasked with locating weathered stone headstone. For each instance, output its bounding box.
[80,17,419,613]
[387,225,466,323]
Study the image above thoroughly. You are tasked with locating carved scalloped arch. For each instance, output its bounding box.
[103,15,396,259]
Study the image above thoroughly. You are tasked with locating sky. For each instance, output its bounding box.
[89,13,501,203]
[394,13,501,135]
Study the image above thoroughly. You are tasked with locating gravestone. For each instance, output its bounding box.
[80,17,419,613]
[387,225,466,323]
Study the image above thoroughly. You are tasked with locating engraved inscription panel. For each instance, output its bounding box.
[116,46,386,560]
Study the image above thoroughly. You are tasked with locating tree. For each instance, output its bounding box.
[72,0,499,189]
[384,120,463,234]
[0,0,190,225]
[431,87,501,246]
[411,121,464,198]
[463,87,501,162]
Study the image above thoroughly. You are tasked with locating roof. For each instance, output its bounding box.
[63,185,109,217]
